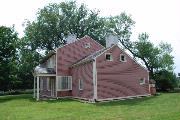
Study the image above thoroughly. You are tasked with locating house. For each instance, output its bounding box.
[33,35,155,102]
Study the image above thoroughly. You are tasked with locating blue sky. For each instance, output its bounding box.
[0,0,179,73]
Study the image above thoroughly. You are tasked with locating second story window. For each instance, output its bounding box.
[120,54,126,62]
[84,43,91,48]
[105,53,113,61]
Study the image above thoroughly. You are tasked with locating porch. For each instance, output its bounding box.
[33,75,56,100]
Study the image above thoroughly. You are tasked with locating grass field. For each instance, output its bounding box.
[0,93,179,120]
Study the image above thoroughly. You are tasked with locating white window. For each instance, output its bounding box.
[84,43,91,48]
[120,54,126,62]
[79,79,83,90]
[57,76,72,91]
[140,78,145,85]
[105,53,113,61]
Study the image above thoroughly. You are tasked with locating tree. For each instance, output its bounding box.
[133,33,174,78]
[16,37,42,89]
[0,26,18,91]
[154,70,178,91]
[24,1,107,52]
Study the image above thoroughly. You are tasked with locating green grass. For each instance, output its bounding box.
[0,93,180,120]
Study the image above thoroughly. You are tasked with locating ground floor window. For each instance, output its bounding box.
[140,78,145,85]
[79,79,83,90]
[57,76,72,90]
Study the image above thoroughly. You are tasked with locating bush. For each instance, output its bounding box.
[154,70,178,91]
[0,89,33,96]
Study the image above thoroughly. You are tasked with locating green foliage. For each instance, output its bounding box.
[0,93,180,120]
[154,70,178,91]
[0,26,18,91]
[17,37,42,89]
[133,33,174,78]
[24,1,107,51]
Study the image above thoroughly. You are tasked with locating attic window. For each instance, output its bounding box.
[105,53,113,61]
[140,78,145,85]
[84,43,91,48]
[120,54,126,62]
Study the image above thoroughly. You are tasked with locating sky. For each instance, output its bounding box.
[0,0,179,74]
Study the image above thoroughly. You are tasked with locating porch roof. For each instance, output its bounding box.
[34,66,56,76]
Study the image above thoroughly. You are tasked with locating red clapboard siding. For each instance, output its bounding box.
[57,36,103,76]
[71,62,94,99]
[96,45,149,99]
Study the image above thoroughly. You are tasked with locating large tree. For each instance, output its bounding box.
[133,33,174,78]
[24,1,107,52]
[0,26,18,91]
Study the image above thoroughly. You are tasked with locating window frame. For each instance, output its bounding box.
[140,78,146,85]
[57,76,72,91]
[105,53,113,61]
[79,79,83,90]
[84,43,91,48]
[120,54,127,62]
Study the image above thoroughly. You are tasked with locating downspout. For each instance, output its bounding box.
[55,49,58,98]
[93,59,97,101]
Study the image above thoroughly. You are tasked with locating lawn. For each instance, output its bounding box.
[0,93,179,120]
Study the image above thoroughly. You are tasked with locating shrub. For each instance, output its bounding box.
[154,70,178,91]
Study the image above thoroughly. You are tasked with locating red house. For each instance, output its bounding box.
[34,35,154,102]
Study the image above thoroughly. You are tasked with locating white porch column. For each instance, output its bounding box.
[56,76,58,98]
[33,76,36,98]
[36,76,40,101]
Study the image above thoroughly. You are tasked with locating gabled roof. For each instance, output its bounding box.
[40,50,56,64]
[34,66,56,74]
[71,45,114,67]
[39,35,104,64]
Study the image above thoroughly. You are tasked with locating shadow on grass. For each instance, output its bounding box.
[94,95,159,107]
[0,94,33,103]
[0,94,75,103]
[0,93,161,107]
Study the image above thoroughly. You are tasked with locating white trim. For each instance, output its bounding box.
[93,60,97,100]
[55,35,104,54]
[84,42,91,48]
[57,76,72,91]
[105,53,113,61]
[117,45,149,72]
[36,74,56,77]
[55,49,58,98]
[33,76,36,98]
[140,78,146,85]
[36,76,40,101]
[120,54,127,62]
[94,44,116,60]
[97,94,151,102]
[79,79,83,90]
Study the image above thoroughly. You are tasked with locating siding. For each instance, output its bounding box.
[96,45,149,99]
[71,62,94,99]
[56,36,103,76]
